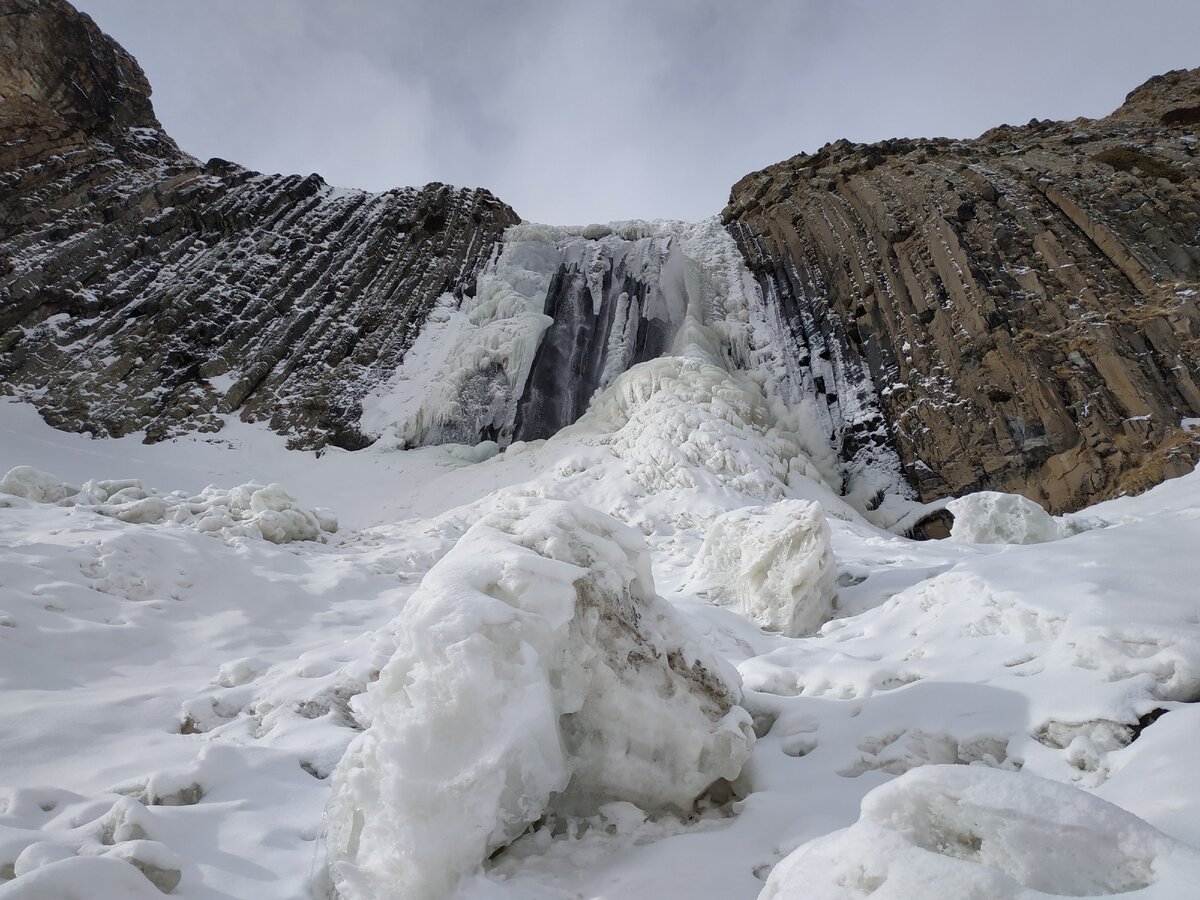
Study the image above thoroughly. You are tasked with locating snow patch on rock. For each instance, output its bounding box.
[325,496,754,900]
[686,500,837,636]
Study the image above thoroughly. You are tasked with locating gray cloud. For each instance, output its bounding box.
[75,0,1200,223]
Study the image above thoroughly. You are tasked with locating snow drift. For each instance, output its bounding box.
[686,499,837,636]
[325,496,755,900]
[759,765,1200,899]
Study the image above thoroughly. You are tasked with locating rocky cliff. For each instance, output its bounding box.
[724,70,1200,513]
[4,0,1200,514]
[0,0,518,449]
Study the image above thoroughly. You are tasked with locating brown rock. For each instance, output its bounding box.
[725,69,1200,513]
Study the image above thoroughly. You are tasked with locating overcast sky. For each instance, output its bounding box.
[75,1,1200,224]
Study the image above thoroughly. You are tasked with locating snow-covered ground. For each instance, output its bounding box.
[3,222,1200,899]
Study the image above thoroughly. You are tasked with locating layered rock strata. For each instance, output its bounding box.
[725,68,1200,513]
[0,0,518,448]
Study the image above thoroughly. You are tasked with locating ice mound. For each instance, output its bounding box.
[325,496,754,900]
[947,491,1064,544]
[686,500,837,636]
[759,765,1200,899]
[0,465,80,503]
[0,466,337,543]
[581,356,820,499]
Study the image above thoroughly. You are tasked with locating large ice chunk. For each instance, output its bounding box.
[325,496,754,900]
[947,491,1063,545]
[0,465,79,503]
[759,765,1200,899]
[686,500,837,636]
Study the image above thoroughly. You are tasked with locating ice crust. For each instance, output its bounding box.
[0,466,336,543]
[760,765,1200,899]
[325,496,755,900]
[947,490,1064,544]
[686,499,838,636]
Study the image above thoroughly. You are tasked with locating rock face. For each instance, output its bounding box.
[725,69,1200,513]
[0,0,518,448]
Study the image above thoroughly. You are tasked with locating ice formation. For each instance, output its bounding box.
[361,218,902,513]
[759,765,1200,899]
[579,356,826,500]
[0,466,336,543]
[685,499,837,636]
[325,496,754,900]
[946,490,1064,544]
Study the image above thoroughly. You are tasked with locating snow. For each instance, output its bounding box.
[2,221,1200,898]
[0,466,337,544]
[760,765,1200,899]
[580,355,826,500]
[946,490,1065,544]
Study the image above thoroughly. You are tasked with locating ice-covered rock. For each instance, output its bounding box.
[0,467,336,544]
[759,765,1200,899]
[686,500,837,636]
[946,491,1064,545]
[12,841,74,878]
[325,496,754,900]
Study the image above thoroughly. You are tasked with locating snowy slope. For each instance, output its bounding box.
[3,220,1200,898]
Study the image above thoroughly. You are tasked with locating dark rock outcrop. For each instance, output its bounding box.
[725,68,1200,513]
[0,0,518,448]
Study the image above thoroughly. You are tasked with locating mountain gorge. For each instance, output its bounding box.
[5,3,1200,900]
[3,0,1199,513]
